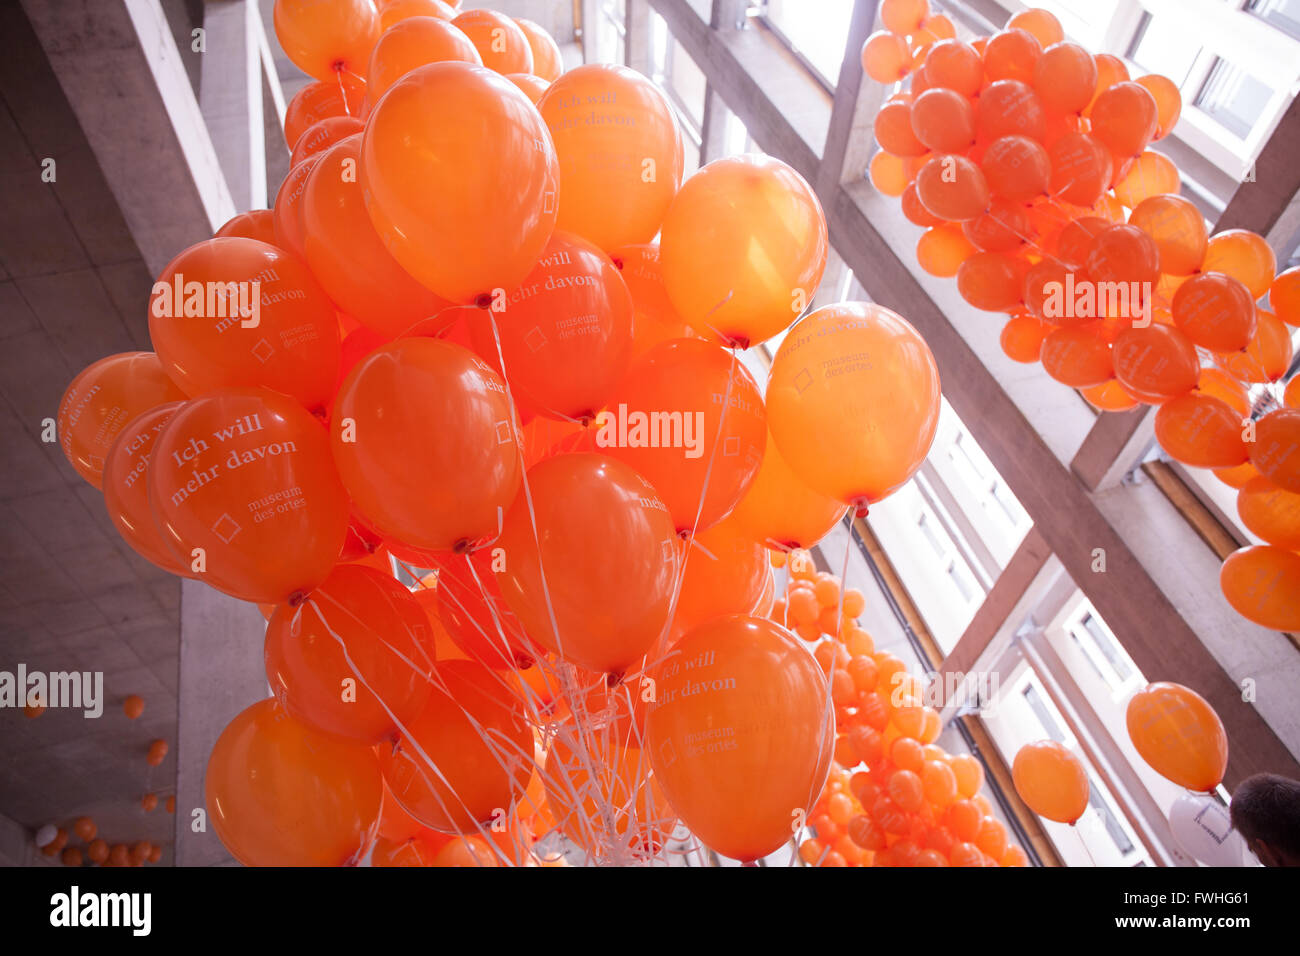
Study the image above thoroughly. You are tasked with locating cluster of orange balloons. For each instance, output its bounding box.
[863,2,1300,632]
[36,814,166,868]
[49,0,952,867]
[773,553,1028,867]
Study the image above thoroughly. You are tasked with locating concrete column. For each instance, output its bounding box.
[200,0,267,212]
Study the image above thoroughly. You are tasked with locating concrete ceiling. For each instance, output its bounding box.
[0,1,181,863]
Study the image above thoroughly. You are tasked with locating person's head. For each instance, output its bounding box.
[1230,773,1300,867]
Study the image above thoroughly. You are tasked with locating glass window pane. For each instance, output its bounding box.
[1249,0,1300,40]
[762,0,854,87]
[1195,58,1274,139]
[1128,14,1202,87]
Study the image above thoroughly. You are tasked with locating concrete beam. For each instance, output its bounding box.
[200,0,267,212]
[1217,92,1300,256]
[625,0,652,75]
[817,0,879,196]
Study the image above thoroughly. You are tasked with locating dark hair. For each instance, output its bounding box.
[1230,774,1300,858]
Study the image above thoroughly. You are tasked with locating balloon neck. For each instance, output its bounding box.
[452,537,476,555]
[575,411,595,428]
[473,292,493,310]
[611,256,624,271]
[852,499,870,519]
[309,404,328,424]
[722,333,750,350]
[286,589,308,609]
[331,59,346,74]
[606,670,624,688]
[677,527,693,540]
[741,860,758,867]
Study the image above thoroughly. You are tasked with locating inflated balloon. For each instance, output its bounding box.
[880,0,929,35]
[102,402,190,575]
[265,564,434,744]
[976,80,1045,143]
[1154,392,1248,468]
[148,238,340,410]
[767,303,940,507]
[983,29,1041,84]
[361,61,559,303]
[1000,314,1047,363]
[1112,150,1180,208]
[659,154,826,348]
[378,659,532,833]
[647,615,833,862]
[963,198,1032,253]
[469,231,633,421]
[869,150,910,197]
[876,100,927,157]
[452,9,532,74]
[1126,682,1228,792]
[597,338,767,532]
[1270,266,1300,326]
[1214,460,1260,489]
[515,18,562,82]
[1217,308,1291,384]
[1237,476,1300,550]
[1080,379,1138,412]
[917,223,976,277]
[1033,42,1097,115]
[901,182,944,226]
[149,387,348,603]
[1220,545,1300,632]
[862,31,911,84]
[1250,407,1300,494]
[1090,81,1158,157]
[332,338,521,552]
[1134,74,1181,140]
[289,114,364,168]
[216,209,278,246]
[1012,740,1089,823]
[911,88,974,153]
[1168,793,1246,867]
[915,154,989,221]
[303,135,452,339]
[432,549,539,670]
[923,39,983,96]
[379,0,456,30]
[495,453,679,674]
[1007,7,1063,47]
[206,700,382,868]
[507,72,548,104]
[1087,52,1130,115]
[1040,326,1113,388]
[57,352,186,489]
[1202,229,1276,300]
[1172,272,1257,353]
[957,251,1028,311]
[981,135,1050,202]
[366,14,481,100]
[1047,133,1112,206]
[1111,324,1198,402]
[1127,194,1206,276]
[283,74,367,148]
[674,518,770,633]
[613,244,699,360]
[726,435,848,550]
[273,0,380,82]
[271,153,320,258]
[1086,223,1160,289]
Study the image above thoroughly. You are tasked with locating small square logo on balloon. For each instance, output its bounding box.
[658,738,677,768]
[251,339,275,364]
[722,436,740,457]
[211,514,241,543]
[495,420,512,444]
[524,327,547,353]
[793,368,813,393]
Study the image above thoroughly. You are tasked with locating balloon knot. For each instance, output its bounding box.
[606,671,624,688]
[452,537,475,555]
[611,256,624,270]
[677,528,693,540]
[287,589,308,609]
[308,404,329,424]
[474,293,493,310]
[331,59,346,74]
[851,497,871,519]
[724,334,750,350]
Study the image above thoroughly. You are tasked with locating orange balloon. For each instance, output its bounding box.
[434,835,499,866]
[1214,460,1260,489]
[911,88,974,153]
[1135,74,1181,139]
[1006,8,1063,47]
[869,150,911,198]
[57,352,186,489]
[674,517,770,632]
[1080,379,1139,412]
[1086,223,1161,290]
[452,9,532,74]
[1217,308,1291,384]
[1220,545,1300,631]
[366,15,481,100]
[957,251,1029,311]
[1090,81,1158,157]
[1012,740,1089,823]
[596,338,767,532]
[901,181,944,226]
[1111,324,1198,402]
[1087,53,1130,115]
[1113,150,1180,208]
[266,565,435,744]
[538,64,682,252]
[1047,132,1112,206]
[289,114,363,168]
[981,135,1050,202]
[964,198,1032,253]
[613,244,699,361]
[284,74,367,148]
[216,209,278,246]
[506,72,549,104]
[1128,194,1206,276]
[1251,407,1300,494]
[432,549,539,669]
[1155,392,1248,468]
[495,453,679,674]
[726,434,848,550]
[1288,377,1300,408]
[880,0,929,35]
[861,31,911,84]
[149,238,340,410]
[303,135,452,339]
[659,155,826,348]
[976,79,1046,143]
[271,153,319,258]
[1198,367,1251,418]
[273,0,379,82]
[767,303,940,507]
[1041,326,1113,388]
[915,154,990,221]
[916,223,976,277]
[1001,313,1047,363]
[923,39,983,96]
[515,18,563,82]
[361,61,559,303]
[647,615,833,861]
[124,694,145,720]
[331,338,522,552]
[1172,272,1257,352]
[86,839,109,865]
[1237,476,1300,550]
[982,29,1041,85]
[1126,682,1228,791]
[149,387,349,603]
[379,0,455,30]
[103,402,190,575]
[1201,229,1276,300]
[876,100,928,157]
[469,231,634,421]
[1033,42,1096,115]
[207,697,383,865]
[1269,267,1300,326]
[378,659,531,833]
